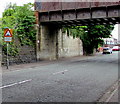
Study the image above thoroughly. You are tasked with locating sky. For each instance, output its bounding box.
[0,0,119,39]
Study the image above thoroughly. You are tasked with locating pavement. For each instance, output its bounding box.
[2,54,97,72]
[97,79,119,102]
[1,52,119,102]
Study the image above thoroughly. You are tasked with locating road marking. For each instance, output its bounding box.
[106,86,118,102]
[52,70,68,75]
[0,79,32,89]
[0,83,18,89]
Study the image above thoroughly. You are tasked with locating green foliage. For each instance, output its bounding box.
[0,18,2,45]
[2,44,19,56]
[14,4,36,46]
[63,25,114,55]
[1,3,36,56]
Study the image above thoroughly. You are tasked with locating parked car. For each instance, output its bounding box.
[103,47,112,54]
[112,46,120,51]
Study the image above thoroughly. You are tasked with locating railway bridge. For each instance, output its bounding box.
[34,1,120,60]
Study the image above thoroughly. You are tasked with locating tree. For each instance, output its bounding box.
[13,3,36,46]
[1,3,36,56]
[0,18,2,45]
[63,25,114,55]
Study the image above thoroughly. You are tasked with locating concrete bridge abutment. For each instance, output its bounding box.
[36,24,83,61]
[36,24,60,60]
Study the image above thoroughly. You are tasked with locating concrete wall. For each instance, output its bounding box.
[36,25,83,60]
[58,29,83,58]
[36,25,58,60]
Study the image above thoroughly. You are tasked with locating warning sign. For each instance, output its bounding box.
[4,29,13,42]
[5,31,11,36]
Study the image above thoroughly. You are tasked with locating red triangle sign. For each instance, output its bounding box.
[5,31,11,36]
[4,29,12,37]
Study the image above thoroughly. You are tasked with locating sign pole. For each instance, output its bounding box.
[4,28,13,69]
[6,43,9,69]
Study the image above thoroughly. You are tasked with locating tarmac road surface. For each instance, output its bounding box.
[2,52,119,102]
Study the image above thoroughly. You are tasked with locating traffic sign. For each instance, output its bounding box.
[4,29,13,42]
[5,31,11,36]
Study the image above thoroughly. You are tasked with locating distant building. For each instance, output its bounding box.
[103,37,118,48]
[103,38,117,45]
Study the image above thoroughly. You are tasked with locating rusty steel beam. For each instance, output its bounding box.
[62,2,76,10]
[49,11,62,21]
[91,7,107,18]
[40,18,119,26]
[107,6,120,17]
[63,10,76,20]
[39,12,49,21]
[36,2,120,26]
[77,8,91,19]
[35,2,120,12]
[39,5,120,20]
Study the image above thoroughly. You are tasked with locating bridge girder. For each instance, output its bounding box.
[35,2,120,26]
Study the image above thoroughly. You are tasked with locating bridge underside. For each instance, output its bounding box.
[37,4,120,26]
[40,17,120,26]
